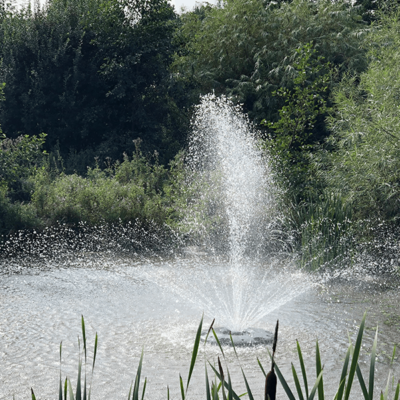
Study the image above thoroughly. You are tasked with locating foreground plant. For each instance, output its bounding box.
[30,313,399,400]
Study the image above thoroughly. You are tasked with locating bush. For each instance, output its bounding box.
[31,148,186,228]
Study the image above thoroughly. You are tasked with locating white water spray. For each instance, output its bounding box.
[140,94,313,332]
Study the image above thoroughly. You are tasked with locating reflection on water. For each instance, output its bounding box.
[0,255,399,400]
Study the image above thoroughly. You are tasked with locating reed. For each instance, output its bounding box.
[29,314,399,400]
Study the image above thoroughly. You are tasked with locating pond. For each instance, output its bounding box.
[1,252,399,400]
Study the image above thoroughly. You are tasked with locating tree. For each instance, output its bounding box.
[316,10,400,222]
[175,0,367,127]
[0,0,189,171]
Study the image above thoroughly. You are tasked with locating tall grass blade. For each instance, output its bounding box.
[257,358,267,378]
[204,319,215,346]
[31,388,37,400]
[59,342,63,400]
[205,365,212,400]
[336,346,351,400]
[383,373,390,400]
[187,316,203,391]
[212,379,219,400]
[344,312,366,400]
[212,328,225,359]
[141,377,147,400]
[391,345,397,366]
[230,333,239,360]
[133,349,144,400]
[68,378,75,400]
[297,340,309,399]
[208,362,241,400]
[76,361,82,400]
[83,376,87,400]
[393,381,400,400]
[218,357,227,400]
[308,370,324,400]
[369,327,379,400]
[167,385,170,400]
[228,371,233,400]
[93,333,98,371]
[241,368,255,400]
[356,363,369,400]
[81,316,87,363]
[291,363,305,400]
[316,340,324,400]
[89,332,98,400]
[128,382,133,400]
[64,377,68,400]
[272,321,279,356]
[180,374,185,400]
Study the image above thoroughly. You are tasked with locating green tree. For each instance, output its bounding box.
[316,9,400,222]
[263,43,332,199]
[0,0,189,171]
[175,0,367,126]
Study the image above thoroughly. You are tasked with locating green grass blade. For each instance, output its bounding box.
[205,365,212,400]
[241,368,254,400]
[316,340,324,400]
[187,316,203,391]
[218,357,227,400]
[336,346,351,400]
[391,345,397,366]
[60,372,63,400]
[141,377,147,400]
[81,316,87,363]
[257,358,267,378]
[335,379,345,400]
[59,341,63,400]
[291,363,305,400]
[356,363,369,400]
[228,371,233,400]
[393,381,400,400]
[127,382,133,400]
[297,340,309,399]
[76,361,82,400]
[208,362,241,400]
[369,327,378,400]
[180,374,185,400]
[64,377,68,400]
[273,361,296,400]
[204,319,215,346]
[133,349,144,400]
[31,388,37,400]
[83,376,87,400]
[383,373,390,400]
[212,328,225,359]
[308,370,324,400]
[92,333,98,371]
[230,333,239,360]
[68,378,75,400]
[344,312,366,400]
[212,379,219,400]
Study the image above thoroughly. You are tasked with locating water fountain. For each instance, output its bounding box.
[139,94,313,345]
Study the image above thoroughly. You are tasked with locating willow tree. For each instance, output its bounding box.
[318,10,400,222]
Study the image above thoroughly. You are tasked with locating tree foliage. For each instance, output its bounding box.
[315,10,400,222]
[175,0,367,125]
[0,0,189,170]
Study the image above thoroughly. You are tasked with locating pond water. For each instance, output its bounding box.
[1,253,399,400]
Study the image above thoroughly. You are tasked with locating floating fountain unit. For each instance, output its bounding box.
[201,327,273,347]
